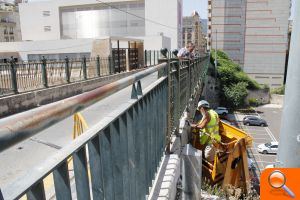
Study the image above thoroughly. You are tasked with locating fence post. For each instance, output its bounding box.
[188,60,192,98]
[149,51,152,66]
[10,57,18,94]
[175,59,181,129]
[41,56,48,88]
[82,56,87,80]
[144,50,147,67]
[166,58,171,153]
[65,56,70,83]
[96,55,101,77]
[109,56,115,75]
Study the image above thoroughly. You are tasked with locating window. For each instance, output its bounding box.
[44,26,51,32]
[9,27,13,34]
[4,36,9,42]
[10,36,14,41]
[4,26,7,34]
[43,11,50,16]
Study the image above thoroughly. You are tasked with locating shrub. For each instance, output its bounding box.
[248,98,260,107]
[223,82,248,108]
[210,49,263,108]
[235,71,261,90]
[271,85,285,95]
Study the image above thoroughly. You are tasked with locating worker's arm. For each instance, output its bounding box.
[191,111,211,129]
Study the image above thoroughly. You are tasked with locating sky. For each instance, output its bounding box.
[183,0,208,19]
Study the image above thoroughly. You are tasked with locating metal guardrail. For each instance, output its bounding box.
[0,50,162,97]
[0,56,114,97]
[0,56,209,200]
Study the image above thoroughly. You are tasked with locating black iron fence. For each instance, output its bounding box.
[0,50,165,97]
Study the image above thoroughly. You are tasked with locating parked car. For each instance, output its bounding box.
[243,116,267,126]
[257,142,279,154]
[214,107,229,115]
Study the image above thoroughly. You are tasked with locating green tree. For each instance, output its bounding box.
[223,82,249,108]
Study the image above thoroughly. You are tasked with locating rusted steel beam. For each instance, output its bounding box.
[0,63,167,152]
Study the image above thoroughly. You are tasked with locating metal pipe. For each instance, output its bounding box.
[0,63,167,152]
[277,2,300,167]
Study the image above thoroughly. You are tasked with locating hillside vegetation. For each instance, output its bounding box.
[210,49,261,108]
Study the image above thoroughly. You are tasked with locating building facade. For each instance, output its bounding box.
[18,0,182,50]
[182,11,206,53]
[208,0,290,88]
[0,2,22,42]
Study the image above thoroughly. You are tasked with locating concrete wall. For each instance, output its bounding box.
[0,69,143,117]
[246,89,270,105]
[271,94,284,106]
[145,0,182,49]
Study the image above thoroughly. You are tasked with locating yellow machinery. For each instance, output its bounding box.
[191,121,253,192]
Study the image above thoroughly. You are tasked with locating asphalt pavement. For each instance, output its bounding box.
[0,71,158,188]
[234,104,282,175]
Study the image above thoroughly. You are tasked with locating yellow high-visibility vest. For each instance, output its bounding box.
[199,109,219,135]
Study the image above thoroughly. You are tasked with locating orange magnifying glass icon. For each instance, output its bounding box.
[268,170,295,198]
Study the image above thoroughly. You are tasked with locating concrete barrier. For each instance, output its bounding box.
[270,94,284,106]
[0,69,144,118]
[246,89,270,105]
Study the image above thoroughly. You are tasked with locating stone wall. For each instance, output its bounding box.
[246,89,270,105]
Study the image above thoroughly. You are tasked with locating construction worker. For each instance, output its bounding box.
[191,100,221,162]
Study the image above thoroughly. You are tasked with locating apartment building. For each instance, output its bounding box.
[208,0,290,88]
[182,11,206,53]
[18,0,182,50]
[0,2,22,42]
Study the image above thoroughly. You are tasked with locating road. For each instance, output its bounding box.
[234,104,282,175]
[0,71,158,188]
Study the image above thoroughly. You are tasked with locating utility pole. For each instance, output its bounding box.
[277,1,300,167]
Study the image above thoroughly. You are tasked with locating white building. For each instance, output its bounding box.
[208,0,290,88]
[0,2,22,42]
[18,0,182,50]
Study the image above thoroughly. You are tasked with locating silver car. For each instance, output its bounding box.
[243,116,267,126]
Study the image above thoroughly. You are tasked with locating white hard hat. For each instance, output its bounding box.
[197,100,210,108]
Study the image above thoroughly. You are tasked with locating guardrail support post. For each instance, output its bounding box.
[144,50,147,67]
[41,56,48,88]
[96,55,101,77]
[188,60,192,98]
[65,56,70,83]
[10,57,18,94]
[149,51,152,66]
[136,80,142,96]
[82,56,87,80]
[174,59,181,129]
[131,83,138,99]
[109,56,114,75]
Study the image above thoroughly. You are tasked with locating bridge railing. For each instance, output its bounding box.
[0,50,163,97]
[0,55,209,200]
